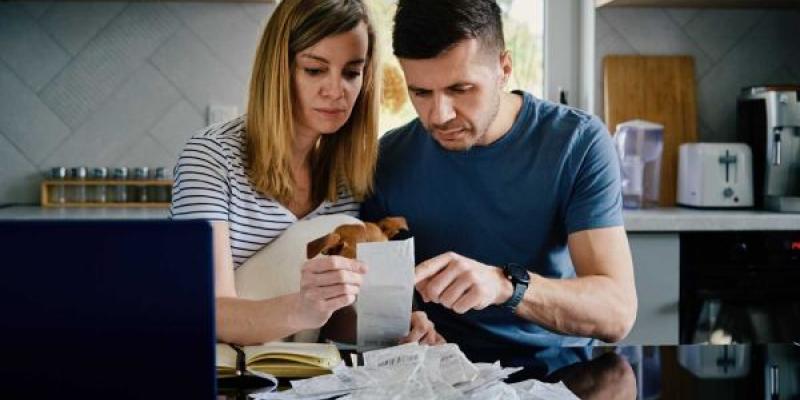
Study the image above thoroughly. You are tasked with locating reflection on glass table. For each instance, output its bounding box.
[218,343,800,400]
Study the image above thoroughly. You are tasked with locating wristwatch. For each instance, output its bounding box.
[499,263,530,312]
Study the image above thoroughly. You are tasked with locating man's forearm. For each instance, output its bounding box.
[514,273,637,343]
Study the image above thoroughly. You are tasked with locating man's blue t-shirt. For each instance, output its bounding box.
[361,91,623,351]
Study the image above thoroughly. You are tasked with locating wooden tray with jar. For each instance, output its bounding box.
[40,179,173,208]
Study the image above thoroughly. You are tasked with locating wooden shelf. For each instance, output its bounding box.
[41,203,171,208]
[44,180,172,186]
[597,0,800,7]
[41,180,173,208]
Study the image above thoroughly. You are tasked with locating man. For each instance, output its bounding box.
[361,0,637,358]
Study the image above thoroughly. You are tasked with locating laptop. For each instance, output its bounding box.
[0,220,215,399]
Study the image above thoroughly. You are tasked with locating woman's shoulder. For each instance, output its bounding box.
[189,116,247,151]
[179,116,248,168]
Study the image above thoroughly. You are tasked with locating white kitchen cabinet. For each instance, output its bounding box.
[620,233,681,346]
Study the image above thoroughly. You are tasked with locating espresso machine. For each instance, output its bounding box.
[737,85,800,212]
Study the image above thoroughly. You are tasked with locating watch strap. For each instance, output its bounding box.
[503,280,527,311]
[500,264,528,311]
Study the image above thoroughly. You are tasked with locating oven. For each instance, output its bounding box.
[681,231,800,344]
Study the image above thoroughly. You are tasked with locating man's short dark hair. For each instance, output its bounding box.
[393,0,505,59]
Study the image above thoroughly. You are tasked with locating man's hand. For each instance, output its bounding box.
[415,252,513,314]
[400,311,446,345]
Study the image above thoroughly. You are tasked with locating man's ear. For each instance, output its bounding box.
[307,233,343,259]
[499,49,512,87]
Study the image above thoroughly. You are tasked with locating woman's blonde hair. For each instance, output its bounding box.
[246,0,380,205]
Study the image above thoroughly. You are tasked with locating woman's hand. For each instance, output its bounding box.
[400,311,446,345]
[289,255,368,331]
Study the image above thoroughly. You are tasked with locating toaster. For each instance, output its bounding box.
[677,143,754,208]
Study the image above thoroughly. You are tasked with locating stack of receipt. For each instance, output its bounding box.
[250,342,580,400]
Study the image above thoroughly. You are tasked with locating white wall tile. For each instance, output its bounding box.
[684,10,765,62]
[595,27,637,124]
[39,3,179,129]
[116,135,175,169]
[0,61,71,165]
[167,3,262,82]
[0,4,70,92]
[697,118,715,141]
[767,66,798,86]
[665,8,699,27]
[150,28,248,116]
[39,2,126,56]
[18,1,53,19]
[0,134,40,204]
[747,10,800,42]
[149,100,207,160]
[789,58,800,81]
[42,64,181,168]
[595,12,614,43]
[240,3,275,28]
[600,8,713,76]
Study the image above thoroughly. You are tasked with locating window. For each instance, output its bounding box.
[373,0,545,134]
[544,0,595,113]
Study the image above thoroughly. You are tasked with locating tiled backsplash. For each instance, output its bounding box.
[596,8,800,142]
[0,2,274,204]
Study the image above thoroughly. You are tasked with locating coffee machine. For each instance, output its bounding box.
[737,85,800,212]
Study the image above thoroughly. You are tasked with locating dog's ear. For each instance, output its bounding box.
[378,217,409,239]
[333,224,368,243]
[307,233,343,259]
[337,241,357,259]
[364,222,387,242]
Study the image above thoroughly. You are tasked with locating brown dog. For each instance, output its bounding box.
[306,216,409,259]
[305,216,409,344]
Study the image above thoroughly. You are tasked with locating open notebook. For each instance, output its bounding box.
[217,342,342,379]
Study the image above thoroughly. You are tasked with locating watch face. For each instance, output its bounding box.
[507,263,530,284]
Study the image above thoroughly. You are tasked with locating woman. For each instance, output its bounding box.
[170,0,441,346]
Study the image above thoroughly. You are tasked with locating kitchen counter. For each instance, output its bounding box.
[2,206,798,232]
[0,205,169,220]
[623,207,800,231]
[1,206,798,231]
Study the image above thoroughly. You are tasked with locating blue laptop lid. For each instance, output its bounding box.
[0,219,215,399]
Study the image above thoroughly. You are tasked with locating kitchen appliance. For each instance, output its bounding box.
[680,231,800,345]
[678,345,751,379]
[677,143,754,208]
[737,85,800,212]
[613,120,664,209]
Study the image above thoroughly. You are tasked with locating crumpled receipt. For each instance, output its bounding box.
[250,342,580,400]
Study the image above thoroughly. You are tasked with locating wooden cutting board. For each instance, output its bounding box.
[604,55,698,207]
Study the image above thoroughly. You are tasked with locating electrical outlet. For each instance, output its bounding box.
[207,105,239,125]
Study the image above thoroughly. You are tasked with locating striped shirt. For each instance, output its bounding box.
[169,116,360,268]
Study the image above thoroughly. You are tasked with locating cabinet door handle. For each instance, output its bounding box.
[769,364,779,400]
[773,128,781,166]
